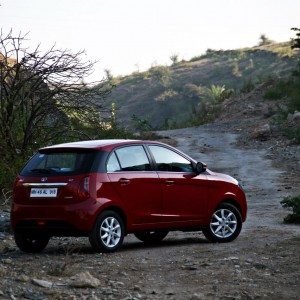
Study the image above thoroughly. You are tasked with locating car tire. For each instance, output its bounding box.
[134,230,169,244]
[89,210,125,253]
[14,232,50,253]
[202,203,242,243]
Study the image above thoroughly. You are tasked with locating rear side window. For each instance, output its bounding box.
[113,146,151,171]
[107,152,121,172]
[20,151,99,176]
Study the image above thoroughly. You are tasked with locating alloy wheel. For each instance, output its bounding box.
[210,208,237,238]
[100,217,121,248]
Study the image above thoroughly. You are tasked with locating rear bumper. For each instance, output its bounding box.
[11,198,100,236]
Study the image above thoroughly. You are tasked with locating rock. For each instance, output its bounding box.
[166,291,175,295]
[251,124,271,140]
[227,256,239,261]
[18,274,30,282]
[0,290,3,296]
[200,262,212,267]
[287,111,300,124]
[65,296,77,300]
[190,293,205,300]
[2,258,12,264]
[133,285,141,292]
[69,271,100,288]
[183,263,198,270]
[32,279,53,288]
[0,212,11,233]
[109,280,124,287]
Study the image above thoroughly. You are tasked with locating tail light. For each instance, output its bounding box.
[83,177,89,192]
[78,176,90,200]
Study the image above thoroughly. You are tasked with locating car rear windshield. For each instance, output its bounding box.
[20,150,100,176]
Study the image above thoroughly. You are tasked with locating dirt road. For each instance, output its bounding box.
[0,123,299,300]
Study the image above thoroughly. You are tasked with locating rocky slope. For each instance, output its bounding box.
[106,42,299,128]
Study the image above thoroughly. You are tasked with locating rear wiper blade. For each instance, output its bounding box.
[30,168,54,174]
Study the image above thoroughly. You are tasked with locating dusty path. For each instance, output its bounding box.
[0,124,299,300]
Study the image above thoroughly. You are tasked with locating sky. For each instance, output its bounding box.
[0,0,299,82]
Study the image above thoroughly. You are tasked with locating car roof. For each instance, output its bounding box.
[39,139,196,163]
[40,139,160,151]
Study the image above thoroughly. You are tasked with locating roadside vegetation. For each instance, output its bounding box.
[281,195,300,223]
[264,28,300,143]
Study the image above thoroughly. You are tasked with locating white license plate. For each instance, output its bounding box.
[30,188,58,198]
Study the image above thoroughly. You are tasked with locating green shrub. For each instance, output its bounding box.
[155,89,178,102]
[283,127,300,144]
[0,155,26,190]
[131,114,153,132]
[232,61,242,77]
[263,80,290,100]
[241,79,255,93]
[263,89,284,100]
[170,54,179,65]
[258,34,273,46]
[281,196,300,223]
[189,55,203,62]
[182,83,203,99]
[288,74,300,112]
[204,85,234,103]
[149,66,172,87]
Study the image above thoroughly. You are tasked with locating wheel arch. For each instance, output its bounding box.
[218,198,242,216]
[98,205,128,232]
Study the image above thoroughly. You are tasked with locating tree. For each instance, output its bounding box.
[258,34,273,46]
[291,28,300,49]
[170,54,179,65]
[0,30,112,182]
[104,68,113,81]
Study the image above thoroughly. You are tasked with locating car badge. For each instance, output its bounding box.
[41,177,47,182]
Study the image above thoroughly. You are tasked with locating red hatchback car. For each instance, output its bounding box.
[11,139,247,253]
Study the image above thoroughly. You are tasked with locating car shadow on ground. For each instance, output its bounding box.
[7,236,210,257]
[120,236,209,252]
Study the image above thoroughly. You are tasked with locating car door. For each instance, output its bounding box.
[106,145,162,225]
[148,145,209,223]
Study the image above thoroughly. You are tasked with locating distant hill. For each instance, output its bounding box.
[105,42,299,129]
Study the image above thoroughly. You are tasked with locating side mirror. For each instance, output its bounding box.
[194,161,207,174]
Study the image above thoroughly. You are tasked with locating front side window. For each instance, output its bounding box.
[149,145,193,172]
[115,146,151,171]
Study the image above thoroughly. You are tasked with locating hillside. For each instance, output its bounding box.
[106,42,299,129]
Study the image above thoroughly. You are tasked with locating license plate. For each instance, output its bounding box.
[30,188,58,198]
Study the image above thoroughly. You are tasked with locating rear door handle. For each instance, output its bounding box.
[165,180,175,185]
[119,178,130,185]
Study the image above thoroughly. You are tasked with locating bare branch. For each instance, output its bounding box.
[0,29,112,157]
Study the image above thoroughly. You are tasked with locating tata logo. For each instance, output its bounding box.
[41,177,47,182]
